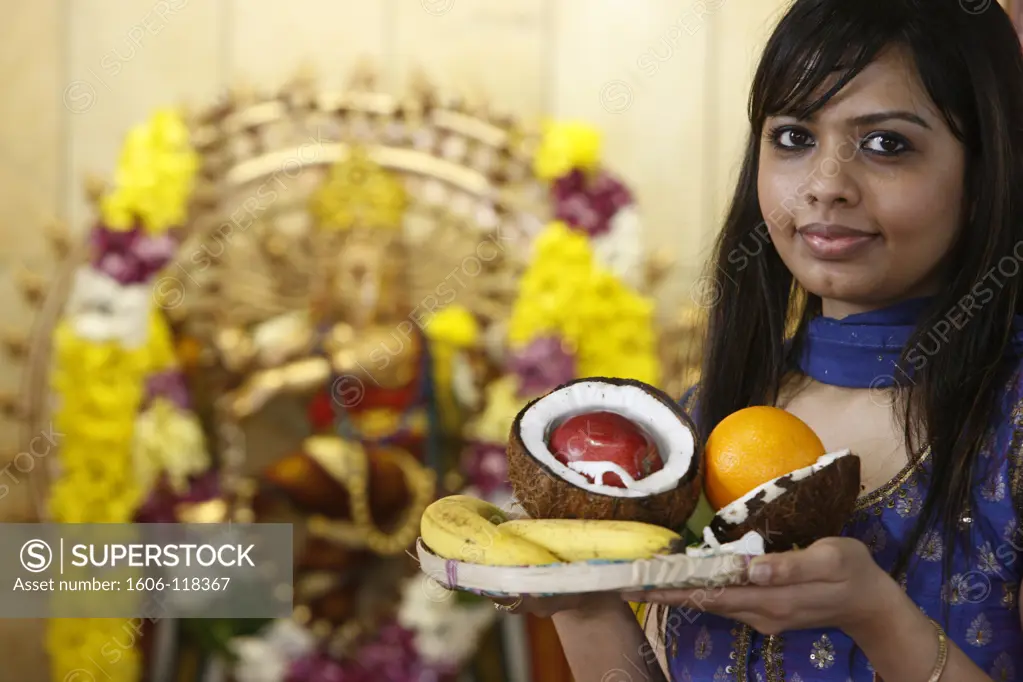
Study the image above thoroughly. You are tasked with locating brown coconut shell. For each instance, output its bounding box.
[507,377,702,529]
[709,453,861,552]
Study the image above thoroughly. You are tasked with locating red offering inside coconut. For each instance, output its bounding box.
[507,377,702,527]
[548,411,664,488]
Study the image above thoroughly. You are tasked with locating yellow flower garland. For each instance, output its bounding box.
[464,374,528,444]
[48,619,144,682]
[48,307,182,681]
[48,108,198,682]
[532,120,602,181]
[507,221,660,385]
[48,318,149,682]
[424,305,480,435]
[99,109,198,234]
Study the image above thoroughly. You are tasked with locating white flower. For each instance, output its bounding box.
[261,619,316,660]
[398,574,454,628]
[231,637,290,682]
[65,266,151,348]
[133,398,210,495]
[231,620,313,682]
[591,206,644,289]
[161,522,245,613]
[397,574,496,666]
[452,351,481,411]
[414,604,495,666]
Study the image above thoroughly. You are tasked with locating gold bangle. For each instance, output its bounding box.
[927,618,949,682]
[493,596,523,612]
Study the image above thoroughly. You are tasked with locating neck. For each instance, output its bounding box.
[821,297,931,320]
[820,271,947,319]
[820,286,943,320]
[820,298,877,320]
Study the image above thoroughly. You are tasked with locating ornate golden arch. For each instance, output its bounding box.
[1,64,704,520]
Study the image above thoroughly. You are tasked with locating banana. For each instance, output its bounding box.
[420,495,561,566]
[498,518,682,562]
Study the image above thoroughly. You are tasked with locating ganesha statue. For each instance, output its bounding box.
[211,148,442,648]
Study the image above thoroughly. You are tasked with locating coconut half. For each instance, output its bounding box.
[708,449,861,552]
[507,377,702,528]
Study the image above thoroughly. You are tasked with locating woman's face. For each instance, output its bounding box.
[758,46,966,317]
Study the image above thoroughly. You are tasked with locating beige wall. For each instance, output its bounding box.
[0,0,789,517]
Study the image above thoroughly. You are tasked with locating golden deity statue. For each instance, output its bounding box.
[213,147,438,637]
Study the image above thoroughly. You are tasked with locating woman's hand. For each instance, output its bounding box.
[622,537,901,639]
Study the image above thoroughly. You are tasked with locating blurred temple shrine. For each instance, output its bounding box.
[5,65,706,682]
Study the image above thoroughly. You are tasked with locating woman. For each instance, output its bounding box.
[494,0,1023,679]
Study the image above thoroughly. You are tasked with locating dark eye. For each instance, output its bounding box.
[863,132,910,156]
[768,126,814,151]
[781,130,811,147]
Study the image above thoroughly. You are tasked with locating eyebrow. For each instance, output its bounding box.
[781,109,932,130]
[846,110,931,129]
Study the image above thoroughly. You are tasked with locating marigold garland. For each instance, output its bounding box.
[48,317,149,682]
[47,108,202,682]
[532,120,602,181]
[99,108,198,233]
[47,306,188,682]
[507,221,660,386]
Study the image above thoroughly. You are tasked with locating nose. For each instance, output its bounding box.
[803,145,861,208]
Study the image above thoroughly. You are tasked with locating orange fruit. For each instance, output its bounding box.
[704,406,826,510]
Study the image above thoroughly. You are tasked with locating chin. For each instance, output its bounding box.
[789,260,889,306]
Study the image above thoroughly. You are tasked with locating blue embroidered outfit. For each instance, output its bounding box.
[666,298,1023,681]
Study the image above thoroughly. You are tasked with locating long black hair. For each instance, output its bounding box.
[696,0,1023,596]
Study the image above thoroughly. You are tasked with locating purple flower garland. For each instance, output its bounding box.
[286,621,455,682]
[551,168,633,238]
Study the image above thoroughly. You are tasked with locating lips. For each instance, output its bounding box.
[796,223,878,260]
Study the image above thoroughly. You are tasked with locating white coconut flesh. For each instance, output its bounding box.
[519,381,696,498]
[715,449,853,526]
[685,528,766,557]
